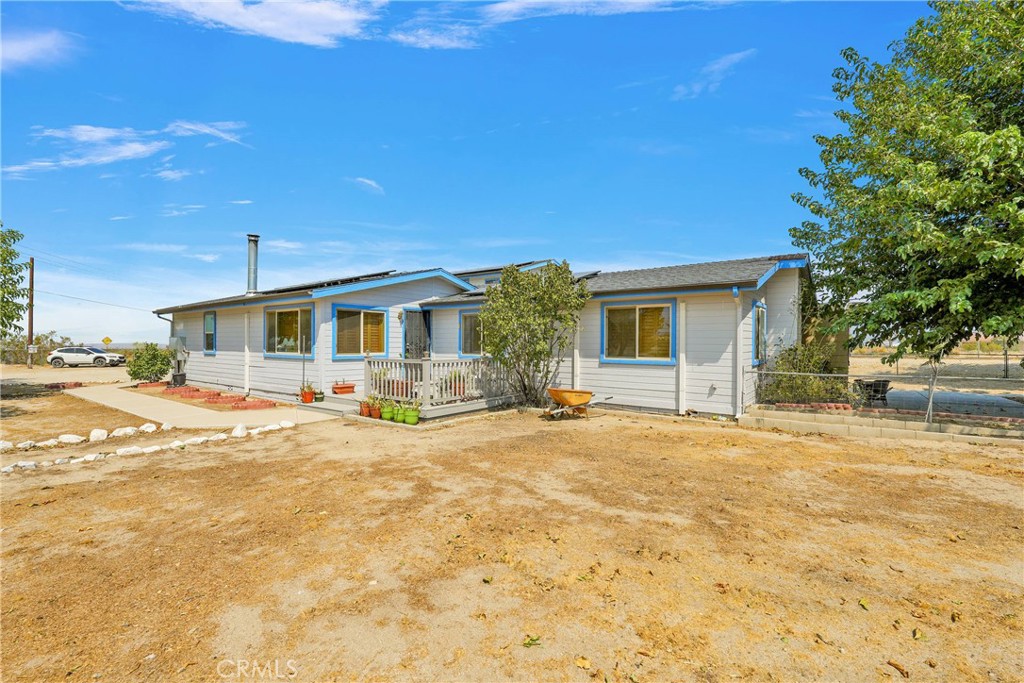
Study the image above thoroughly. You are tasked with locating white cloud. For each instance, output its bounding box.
[1,29,76,72]
[164,120,247,146]
[263,239,304,253]
[671,48,757,101]
[229,199,253,205]
[185,253,221,263]
[4,120,246,178]
[155,169,191,181]
[347,176,385,195]
[464,237,549,249]
[480,0,675,24]
[160,204,205,217]
[138,0,378,47]
[110,215,134,221]
[390,25,479,50]
[120,243,189,253]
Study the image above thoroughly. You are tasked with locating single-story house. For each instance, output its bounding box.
[153,235,808,418]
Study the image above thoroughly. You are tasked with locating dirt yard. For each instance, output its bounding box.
[2,402,1022,681]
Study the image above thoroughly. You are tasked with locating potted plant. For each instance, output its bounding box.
[395,402,407,423]
[314,389,325,402]
[359,396,372,417]
[333,378,356,395]
[404,398,422,425]
[368,396,381,419]
[299,381,315,404]
[380,399,395,421]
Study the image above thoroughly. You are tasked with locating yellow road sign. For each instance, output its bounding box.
[102,336,112,345]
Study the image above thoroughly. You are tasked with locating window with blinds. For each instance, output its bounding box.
[461,312,482,356]
[335,308,385,356]
[604,304,671,360]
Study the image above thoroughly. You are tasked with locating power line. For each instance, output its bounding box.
[34,289,154,313]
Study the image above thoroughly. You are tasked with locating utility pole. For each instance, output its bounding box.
[26,257,35,368]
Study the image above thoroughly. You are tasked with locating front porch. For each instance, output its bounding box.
[316,357,515,420]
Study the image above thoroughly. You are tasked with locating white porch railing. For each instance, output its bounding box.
[365,357,511,406]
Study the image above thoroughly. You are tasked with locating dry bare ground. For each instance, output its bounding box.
[848,356,1024,395]
[1,399,1022,682]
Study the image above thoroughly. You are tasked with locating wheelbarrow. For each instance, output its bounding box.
[545,388,609,419]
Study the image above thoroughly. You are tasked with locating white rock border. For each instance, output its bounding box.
[8,422,167,453]
[2,422,295,474]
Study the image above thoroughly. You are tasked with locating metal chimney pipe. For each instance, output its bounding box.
[246,234,259,293]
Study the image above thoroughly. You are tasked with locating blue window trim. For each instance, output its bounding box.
[599,299,677,366]
[752,300,767,367]
[331,303,389,361]
[458,309,483,358]
[263,303,316,360]
[312,269,472,298]
[203,311,217,356]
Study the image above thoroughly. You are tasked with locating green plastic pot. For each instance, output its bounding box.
[404,411,420,425]
[395,409,406,422]
[380,408,393,421]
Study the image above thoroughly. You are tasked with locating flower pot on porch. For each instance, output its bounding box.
[300,390,315,403]
[369,406,381,419]
[395,409,406,423]
[314,391,325,402]
[333,382,356,395]
[404,410,420,425]
[381,407,394,421]
[359,402,371,417]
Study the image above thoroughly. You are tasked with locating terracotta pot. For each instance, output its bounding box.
[369,407,381,419]
[300,390,314,403]
[333,382,356,395]
[359,402,371,417]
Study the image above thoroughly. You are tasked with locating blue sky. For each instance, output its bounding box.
[2,0,929,342]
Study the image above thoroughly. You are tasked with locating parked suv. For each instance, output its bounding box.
[47,347,126,368]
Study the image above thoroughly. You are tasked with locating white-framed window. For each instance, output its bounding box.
[602,302,673,362]
[203,311,216,353]
[265,307,313,355]
[460,311,482,356]
[334,307,386,357]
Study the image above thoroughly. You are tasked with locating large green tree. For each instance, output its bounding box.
[792,2,1024,367]
[0,222,29,337]
[479,261,590,406]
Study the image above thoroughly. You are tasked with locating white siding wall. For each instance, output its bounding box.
[573,301,678,412]
[430,308,464,359]
[684,296,737,415]
[176,278,465,398]
[740,294,758,408]
[174,310,247,391]
[762,268,801,361]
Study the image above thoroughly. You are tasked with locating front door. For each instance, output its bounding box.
[403,311,430,359]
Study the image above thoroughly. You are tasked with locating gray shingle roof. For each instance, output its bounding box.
[452,260,552,278]
[586,253,807,293]
[422,253,808,306]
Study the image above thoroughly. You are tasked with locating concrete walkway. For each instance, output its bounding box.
[65,384,338,429]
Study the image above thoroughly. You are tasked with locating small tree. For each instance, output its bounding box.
[126,342,172,383]
[791,2,1024,421]
[0,222,29,336]
[479,261,590,406]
